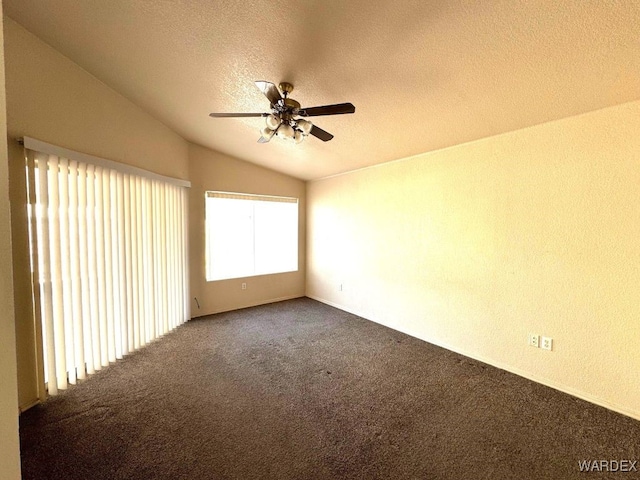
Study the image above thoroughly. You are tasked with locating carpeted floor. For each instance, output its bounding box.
[19,297,640,479]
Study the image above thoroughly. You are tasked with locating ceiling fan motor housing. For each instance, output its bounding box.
[283,97,301,111]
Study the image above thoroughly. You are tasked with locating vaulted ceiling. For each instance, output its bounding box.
[4,0,640,180]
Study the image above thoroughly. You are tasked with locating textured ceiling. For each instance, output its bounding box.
[4,0,640,180]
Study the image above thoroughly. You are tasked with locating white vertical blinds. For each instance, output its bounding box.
[26,147,190,396]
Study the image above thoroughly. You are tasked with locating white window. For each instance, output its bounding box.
[205,191,298,281]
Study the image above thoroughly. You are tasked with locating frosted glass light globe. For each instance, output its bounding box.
[261,127,274,138]
[293,131,304,144]
[265,114,280,130]
[297,119,312,135]
[277,123,294,139]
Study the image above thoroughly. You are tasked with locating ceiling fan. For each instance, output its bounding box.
[209,81,355,144]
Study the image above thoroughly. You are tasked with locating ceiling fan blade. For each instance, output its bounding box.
[309,125,334,142]
[255,81,282,106]
[299,103,355,117]
[209,112,266,118]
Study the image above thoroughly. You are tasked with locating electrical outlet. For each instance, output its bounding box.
[529,334,540,348]
[241,282,247,290]
[541,336,553,351]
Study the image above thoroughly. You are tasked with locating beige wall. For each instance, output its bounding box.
[189,143,305,316]
[307,99,640,420]
[0,4,22,479]
[4,17,190,410]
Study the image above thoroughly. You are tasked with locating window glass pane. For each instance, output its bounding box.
[206,197,254,281]
[254,200,298,275]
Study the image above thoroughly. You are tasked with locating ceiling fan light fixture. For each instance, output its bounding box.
[265,114,280,130]
[261,126,274,138]
[293,131,304,144]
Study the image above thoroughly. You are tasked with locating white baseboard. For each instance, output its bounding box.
[306,294,640,422]
[19,398,41,413]
[191,294,305,319]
